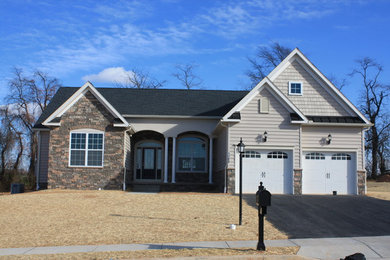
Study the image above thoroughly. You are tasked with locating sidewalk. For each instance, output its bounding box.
[0,236,389,259]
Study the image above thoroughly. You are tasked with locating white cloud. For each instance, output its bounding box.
[82,67,133,84]
[19,0,364,77]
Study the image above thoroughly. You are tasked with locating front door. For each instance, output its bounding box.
[136,143,162,181]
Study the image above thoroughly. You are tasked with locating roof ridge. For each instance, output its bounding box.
[58,86,248,93]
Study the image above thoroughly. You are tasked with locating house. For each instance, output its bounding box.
[33,48,371,195]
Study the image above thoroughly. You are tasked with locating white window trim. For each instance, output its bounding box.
[68,129,105,168]
[176,135,208,173]
[288,81,303,96]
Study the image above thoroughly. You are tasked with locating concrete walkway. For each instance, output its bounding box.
[0,236,389,259]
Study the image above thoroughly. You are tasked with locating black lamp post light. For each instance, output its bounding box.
[237,138,245,225]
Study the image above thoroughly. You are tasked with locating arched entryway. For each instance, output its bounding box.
[132,131,165,182]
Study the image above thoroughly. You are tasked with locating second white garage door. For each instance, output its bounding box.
[240,150,293,194]
[302,152,357,194]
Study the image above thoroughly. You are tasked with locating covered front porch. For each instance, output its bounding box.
[124,128,217,192]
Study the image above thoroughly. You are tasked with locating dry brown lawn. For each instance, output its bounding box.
[0,190,286,248]
[0,247,299,260]
[367,180,390,200]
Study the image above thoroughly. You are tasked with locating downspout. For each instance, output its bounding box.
[219,120,229,193]
[35,131,41,191]
[363,127,369,195]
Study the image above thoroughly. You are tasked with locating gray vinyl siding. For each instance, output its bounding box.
[124,132,131,169]
[273,59,353,116]
[302,126,364,170]
[229,87,300,169]
[215,126,228,171]
[39,131,50,183]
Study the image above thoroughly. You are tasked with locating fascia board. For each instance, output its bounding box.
[222,76,308,123]
[294,58,356,117]
[268,48,299,81]
[291,49,371,125]
[42,82,129,127]
[265,79,308,123]
[42,82,91,125]
[222,78,269,120]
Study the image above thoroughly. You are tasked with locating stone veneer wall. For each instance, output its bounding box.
[293,169,302,195]
[357,170,366,195]
[48,91,125,190]
[226,168,235,194]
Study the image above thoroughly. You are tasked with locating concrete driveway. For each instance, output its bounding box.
[244,195,390,238]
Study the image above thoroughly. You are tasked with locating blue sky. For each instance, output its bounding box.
[1,0,389,107]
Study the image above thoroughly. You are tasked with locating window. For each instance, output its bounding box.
[331,153,351,160]
[177,136,207,172]
[243,151,261,158]
[267,151,288,159]
[289,82,302,95]
[305,152,325,160]
[69,131,104,167]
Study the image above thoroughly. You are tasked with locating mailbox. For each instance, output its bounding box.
[255,181,271,251]
[256,182,271,207]
[257,189,271,207]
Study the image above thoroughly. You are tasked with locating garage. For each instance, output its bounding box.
[302,152,357,194]
[240,150,293,194]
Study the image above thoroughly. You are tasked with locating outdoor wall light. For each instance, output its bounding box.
[326,134,332,145]
[263,131,268,142]
[237,137,245,153]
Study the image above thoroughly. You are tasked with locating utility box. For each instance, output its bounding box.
[11,183,24,194]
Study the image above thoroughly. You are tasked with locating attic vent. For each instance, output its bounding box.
[258,97,269,114]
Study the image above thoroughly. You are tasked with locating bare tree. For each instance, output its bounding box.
[0,107,16,181]
[6,68,61,183]
[115,68,165,89]
[327,74,347,90]
[172,63,203,89]
[247,42,292,87]
[350,58,390,177]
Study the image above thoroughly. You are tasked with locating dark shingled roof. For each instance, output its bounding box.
[307,115,365,123]
[34,87,248,128]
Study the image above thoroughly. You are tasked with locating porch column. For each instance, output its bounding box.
[164,137,168,183]
[209,137,213,184]
[172,137,176,183]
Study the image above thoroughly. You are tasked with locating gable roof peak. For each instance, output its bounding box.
[41,81,130,128]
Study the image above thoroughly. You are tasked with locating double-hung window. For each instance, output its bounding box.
[69,130,104,167]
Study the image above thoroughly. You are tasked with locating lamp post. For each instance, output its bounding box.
[237,138,245,225]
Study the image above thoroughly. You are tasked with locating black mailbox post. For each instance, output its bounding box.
[255,182,271,251]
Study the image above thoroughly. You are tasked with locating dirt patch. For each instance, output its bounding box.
[0,190,286,248]
[0,247,299,260]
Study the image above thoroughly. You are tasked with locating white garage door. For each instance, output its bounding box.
[302,152,357,195]
[240,150,293,194]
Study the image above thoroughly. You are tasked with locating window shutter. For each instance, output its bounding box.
[258,97,269,114]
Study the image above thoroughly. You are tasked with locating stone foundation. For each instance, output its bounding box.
[293,169,302,195]
[357,170,366,195]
